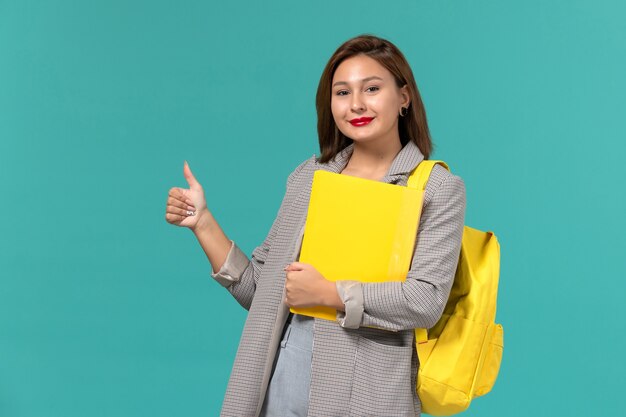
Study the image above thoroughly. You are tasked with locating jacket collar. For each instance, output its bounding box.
[314,140,425,183]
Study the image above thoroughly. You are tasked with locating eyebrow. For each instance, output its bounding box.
[332,76,384,88]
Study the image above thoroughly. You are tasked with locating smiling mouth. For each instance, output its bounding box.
[349,117,374,127]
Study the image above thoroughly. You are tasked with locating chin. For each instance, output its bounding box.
[343,129,376,142]
[348,135,379,144]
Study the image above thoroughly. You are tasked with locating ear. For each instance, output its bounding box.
[399,84,410,108]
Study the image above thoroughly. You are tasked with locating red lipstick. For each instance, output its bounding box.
[349,117,374,127]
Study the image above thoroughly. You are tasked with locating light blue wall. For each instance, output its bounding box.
[1,1,624,415]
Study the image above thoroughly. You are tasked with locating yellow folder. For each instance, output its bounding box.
[290,169,424,321]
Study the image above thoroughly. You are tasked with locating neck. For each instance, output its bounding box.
[346,136,403,174]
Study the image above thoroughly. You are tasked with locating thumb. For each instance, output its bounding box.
[183,161,201,190]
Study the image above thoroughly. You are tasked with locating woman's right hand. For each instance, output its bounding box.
[165,161,210,231]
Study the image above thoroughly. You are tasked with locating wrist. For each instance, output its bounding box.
[191,208,215,234]
[323,280,345,311]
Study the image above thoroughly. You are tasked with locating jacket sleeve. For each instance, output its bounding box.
[335,167,466,331]
[209,158,310,310]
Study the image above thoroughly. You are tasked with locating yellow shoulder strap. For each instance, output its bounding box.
[408,159,450,343]
[407,160,450,191]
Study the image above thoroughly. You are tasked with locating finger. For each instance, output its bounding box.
[167,206,196,217]
[167,196,196,211]
[284,292,293,307]
[169,186,186,196]
[286,262,307,271]
[183,161,201,191]
[168,187,190,202]
[165,212,187,223]
[284,272,298,285]
[168,190,196,212]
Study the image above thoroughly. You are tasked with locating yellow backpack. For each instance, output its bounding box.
[409,161,504,416]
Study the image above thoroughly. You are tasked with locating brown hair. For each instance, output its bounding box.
[316,34,433,163]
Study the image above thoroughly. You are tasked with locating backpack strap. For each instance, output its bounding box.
[407,160,450,191]
[408,159,450,344]
[415,328,429,344]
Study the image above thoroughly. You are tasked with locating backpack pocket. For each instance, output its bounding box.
[474,323,504,397]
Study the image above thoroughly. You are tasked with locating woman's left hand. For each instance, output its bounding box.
[284,262,343,310]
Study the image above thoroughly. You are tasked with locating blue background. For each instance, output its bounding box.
[1,0,625,415]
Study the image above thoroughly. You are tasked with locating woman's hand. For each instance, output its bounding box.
[165,161,210,231]
[284,262,344,311]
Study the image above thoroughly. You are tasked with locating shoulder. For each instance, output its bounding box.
[286,154,318,187]
[423,163,466,208]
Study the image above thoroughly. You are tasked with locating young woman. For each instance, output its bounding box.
[165,35,466,417]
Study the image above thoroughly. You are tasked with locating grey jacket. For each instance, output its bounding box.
[211,140,466,417]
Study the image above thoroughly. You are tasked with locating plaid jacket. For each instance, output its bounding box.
[211,140,466,417]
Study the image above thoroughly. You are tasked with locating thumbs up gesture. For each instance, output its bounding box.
[165,161,209,231]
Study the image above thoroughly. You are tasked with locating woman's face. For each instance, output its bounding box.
[331,54,409,146]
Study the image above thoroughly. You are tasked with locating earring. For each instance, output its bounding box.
[400,106,408,117]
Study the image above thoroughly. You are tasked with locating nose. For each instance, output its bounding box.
[350,92,366,113]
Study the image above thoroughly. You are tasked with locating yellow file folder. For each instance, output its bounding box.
[290,169,424,321]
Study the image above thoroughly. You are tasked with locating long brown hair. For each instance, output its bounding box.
[316,34,433,163]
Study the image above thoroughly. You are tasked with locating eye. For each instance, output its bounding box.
[335,90,349,96]
[365,85,380,93]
